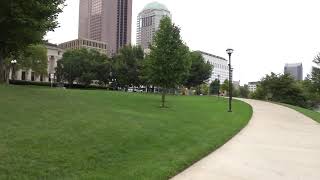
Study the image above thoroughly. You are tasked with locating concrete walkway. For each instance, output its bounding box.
[171,99,320,180]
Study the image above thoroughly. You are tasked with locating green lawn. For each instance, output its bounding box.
[280,103,320,123]
[0,85,252,180]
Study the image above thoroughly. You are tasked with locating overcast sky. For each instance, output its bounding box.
[46,0,320,84]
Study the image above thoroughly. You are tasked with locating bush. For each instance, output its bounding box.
[9,80,57,87]
[9,80,110,90]
[250,73,308,108]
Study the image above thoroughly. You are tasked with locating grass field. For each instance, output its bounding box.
[280,103,320,123]
[0,85,252,180]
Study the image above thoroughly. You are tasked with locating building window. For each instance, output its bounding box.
[31,72,35,81]
[21,71,26,81]
[40,74,43,82]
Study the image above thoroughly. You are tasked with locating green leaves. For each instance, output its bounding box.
[0,0,65,55]
[0,0,65,82]
[18,44,48,75]
[56,48,109,87]
[114,45,144,88]
[184,51,213,88]
[313,53,320,65]
[146,17,191,89]
[210,79,221,95]
[252,73,307,107]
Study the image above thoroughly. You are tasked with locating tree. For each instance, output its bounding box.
[252,73,307,107]
[250,85,265,99]
[309,67,320,93]
[310,53,320,95]
[95,61,112,86]
[289,53,320,108]
[2,44,48,81]
[56,48,109,87]
[0,0,65,83]
[184,51,213,88]
[233,88,240,97]
[210,79,220,95]
[145,17,191,107]
[221,80,229,95]
[313,52,320,64]
[56,49,87,86]
[239,85,250,98]
[114,45,144,90]
[18,44,48,75]
[298,54,320,107]
[198,84,209,95]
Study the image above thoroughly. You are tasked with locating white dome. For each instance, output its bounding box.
[142,1,169,11]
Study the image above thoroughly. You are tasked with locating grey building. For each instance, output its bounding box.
[58,38,109,55]
[248,81,259,92]
[79,0,132,54]
[137,2,171,51]
[284,63,303,81]
[197,51,229,83]
[233,81,240,90]
[10,43,64,83]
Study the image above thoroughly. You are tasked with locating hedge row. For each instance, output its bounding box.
[9,80,110,90]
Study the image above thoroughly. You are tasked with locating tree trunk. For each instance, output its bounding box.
[69,79,72,88]
[0,54,5,84]
[161,88,166,108]
[5,68,9,84]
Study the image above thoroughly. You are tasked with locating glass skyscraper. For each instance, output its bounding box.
[79,0,132,54]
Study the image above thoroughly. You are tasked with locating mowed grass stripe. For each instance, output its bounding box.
[0,85,252,180]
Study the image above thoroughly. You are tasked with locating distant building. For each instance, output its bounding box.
[10,43,64,82]
[284,63,303,81]
[197,51,229,83]
[58,38,109,55]
[233,81,240,90]
[137,2,171,50]
[248,82,259,92]
[79,0,132,53]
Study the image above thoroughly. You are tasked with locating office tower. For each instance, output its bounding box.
[284,63,303,81]
[58,38,109,55]
[248,82,259,92]
[137,2,171,50]
[79,0,132,54]
[197,51,229,83]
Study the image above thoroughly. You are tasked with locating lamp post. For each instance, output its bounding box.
[218,75,220,98]
[226,49,234,112]
[10,60,17,80]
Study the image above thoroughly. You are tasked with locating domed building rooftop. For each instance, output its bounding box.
[142,1,169,11]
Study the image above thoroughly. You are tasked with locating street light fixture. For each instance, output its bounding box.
[226,49,234,112]
[218,74,221,99]
[10,60,17,80]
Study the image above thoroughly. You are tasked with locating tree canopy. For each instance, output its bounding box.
[252,73,307,107]
[210,79,220,95]
[239,85,250,98]
[184,51,213,88]
[18,44,48,75]
[313,52,320,65]
[56,48,109,87]
[145,17,191,107]
[221,80,230,94]
[0,0,65,82]
[114,45,144,89]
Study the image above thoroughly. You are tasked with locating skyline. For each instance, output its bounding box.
[46,0,320,84]
[79,0,132,53]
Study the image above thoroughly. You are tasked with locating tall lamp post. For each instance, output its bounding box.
[218,74,220,98]
[226,49,234,112]
[10,60,17,80]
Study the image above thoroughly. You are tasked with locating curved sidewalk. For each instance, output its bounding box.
[171,99,320,180]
